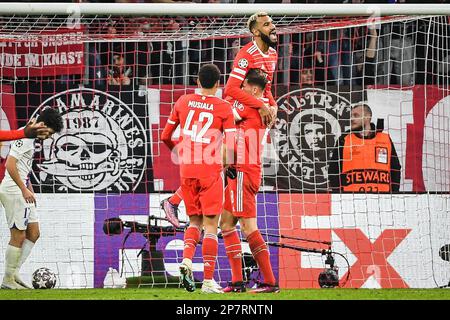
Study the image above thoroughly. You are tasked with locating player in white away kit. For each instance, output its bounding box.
[1,108,63,289]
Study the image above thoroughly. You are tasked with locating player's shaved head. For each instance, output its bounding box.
[198,64,221,89]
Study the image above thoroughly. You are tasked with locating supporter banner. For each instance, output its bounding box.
[0,28,84,77]
[147,84,450,193]
[149,85,193,191]
[151,85,363,192]
[367,85,450,192]
[266,86,363,192]
[14,82,154,193]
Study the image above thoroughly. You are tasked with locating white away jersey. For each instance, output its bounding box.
[0,137,35,194]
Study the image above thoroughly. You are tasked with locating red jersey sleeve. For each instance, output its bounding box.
[0,129,25,141]
[221,102,236,165]
[225,50,265,109]
[266,88,276,107]
[161,98,181,150]
[222,102,236,132]
[232,101,251,121]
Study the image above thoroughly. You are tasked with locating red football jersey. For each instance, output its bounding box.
[165,93,236,178]
[228,97,269,176]
[225,41,278,108]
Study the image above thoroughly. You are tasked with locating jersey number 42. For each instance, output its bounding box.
[182,110,213,144]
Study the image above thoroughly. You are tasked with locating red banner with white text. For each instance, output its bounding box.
[0,28,84,77]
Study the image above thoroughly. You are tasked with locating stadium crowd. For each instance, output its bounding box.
[4,0,449,90]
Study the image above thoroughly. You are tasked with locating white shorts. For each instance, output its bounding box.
[0,192,38,231]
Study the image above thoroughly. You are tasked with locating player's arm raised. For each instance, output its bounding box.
[225,53,263,107]
[225,54,275,125]
[225,64,273,126]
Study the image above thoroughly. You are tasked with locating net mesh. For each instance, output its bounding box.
[0,12,449,289]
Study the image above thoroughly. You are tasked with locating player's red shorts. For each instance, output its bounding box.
[181,173,224,216]
[226,170,261,219]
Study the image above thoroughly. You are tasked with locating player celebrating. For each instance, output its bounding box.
[160,11,279,223]
[221,68,279,293]
[1,108,63,289]
[161,64,236,294]
[225,11,278,118]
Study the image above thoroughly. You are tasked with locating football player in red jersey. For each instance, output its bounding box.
[221,68,280,294]
[225,11,278,126]
[161,64,236,294]
[160,12,279,224]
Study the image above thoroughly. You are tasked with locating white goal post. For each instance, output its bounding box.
[1,3,450,16]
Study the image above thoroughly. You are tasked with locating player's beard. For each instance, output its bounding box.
[260,31,277,49]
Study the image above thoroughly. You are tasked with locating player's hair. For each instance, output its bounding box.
[247,12,269,34]
[245,68,268,91]
[352,103,373,118]
[37,108,64,133]
[198,64,221,89]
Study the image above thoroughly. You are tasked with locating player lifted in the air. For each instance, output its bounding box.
[161,64,236,294]
[221,68,279,294]
[1,108,63,289]
[160,11,278,223]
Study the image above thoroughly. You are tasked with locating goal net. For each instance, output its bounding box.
[0,4,449,289]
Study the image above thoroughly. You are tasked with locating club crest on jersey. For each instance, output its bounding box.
[271,88,351,191]
[238,58,249,69]
[15,140,23,148]
[31,88,147,193]
[233,100,245,112]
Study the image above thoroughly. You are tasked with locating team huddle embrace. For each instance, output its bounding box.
[161,12,280,294]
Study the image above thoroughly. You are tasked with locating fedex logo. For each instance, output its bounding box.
[278,194,411,289]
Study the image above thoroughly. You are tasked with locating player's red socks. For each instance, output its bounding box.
[202,233,218,281]
[183,225,201,260]
[247,230,276,286]
[222,228,243,283]
[169,187,183,206]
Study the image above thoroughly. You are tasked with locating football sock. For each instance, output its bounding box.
[247,230,276,286]
[17,239,35,272]
[202,233,218,281]
[169,187,183,206]
[4,245,22,281]
[222,228,243,283]
[183,225,201,260]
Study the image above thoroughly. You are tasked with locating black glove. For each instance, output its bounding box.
[226,166,237,179]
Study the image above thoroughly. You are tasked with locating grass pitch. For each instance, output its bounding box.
[0,288,449,300]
